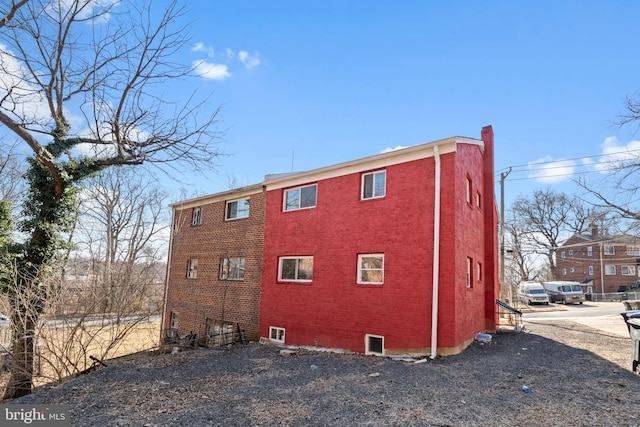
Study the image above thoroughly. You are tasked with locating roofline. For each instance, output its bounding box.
[169,183,264,210]
[264,136,483,190]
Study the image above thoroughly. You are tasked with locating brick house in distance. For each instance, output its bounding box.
[259,126,498,357]
[161,184,265,344]
[556,224,640,294]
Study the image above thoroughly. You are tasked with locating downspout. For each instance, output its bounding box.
[430,145,442,359]
[159,207,176,342]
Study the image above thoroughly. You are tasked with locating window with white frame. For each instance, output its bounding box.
[466,257,472,288]
[604,245,615,255]
[562,268,566,276]
[192,207,203,225]
[477,262,482,282]
[278,256,313,282]
[605,265,616,275]
[622,265,636,276]
[568,250,574,256]
[587,246,593,257]
[225,198,250,220]
[357,254,384,284]
[627,246,640,256]
[186,259,198,279]
[561,251,565,259]
[269,327,285,343]
[365,334,384,355]
[362,170,386,200]
[476,191,481,208]
[466,177,472,204]
[284,184,317,211]
[570,267,574,273]
[220,258,246,280]
[588,265,594,276]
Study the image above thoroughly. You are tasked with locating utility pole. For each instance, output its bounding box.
[500,167,512,302]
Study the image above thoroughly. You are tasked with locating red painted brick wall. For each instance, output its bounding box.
[163,189,265,342]
[259,140,495,354]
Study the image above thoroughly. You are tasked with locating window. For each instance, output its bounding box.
[568,250,574,256]
[587,246,593,257]
[192,207,203,225]
[278,256,313,282]
[562,268,566,276]
[284,184,317,211]
[362,170,386,200]
[604,245,615,255]
[186,259,198,279]
[225,198,250,220]
[466,177,472,204]
[365,334,384,356]
[627,246,640,256]
[220,258,246,280]
[269,327,285,343]
[466,257,472,288]
[622,265,636,276]
[476,191,481,208]
[605,265,616,276]
[569,268,575,273]
[477,262,482,282]
[588,265,594,276]
[561,251,565,259]
[357,254,384,284]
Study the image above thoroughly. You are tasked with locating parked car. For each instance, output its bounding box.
[543,281,585,305]
[517,281,549,305]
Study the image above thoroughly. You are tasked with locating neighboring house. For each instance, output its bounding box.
[259,126,498,357]
[161,184,265,344]
[557,225,640,294]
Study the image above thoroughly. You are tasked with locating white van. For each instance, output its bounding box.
[517,281,549,305]
[543,281,585,305]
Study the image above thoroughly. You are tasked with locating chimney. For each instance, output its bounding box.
[591,223,599,241]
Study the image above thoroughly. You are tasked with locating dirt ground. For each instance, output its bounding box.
[7,318,640,426]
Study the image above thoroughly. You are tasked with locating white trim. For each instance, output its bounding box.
[265,138,478,191]
[170,184,264,210]
[283,184,317,211]
[430,145,441,360]
[278,256,314,282]
[361,170,386,200]
[365,334,384,355]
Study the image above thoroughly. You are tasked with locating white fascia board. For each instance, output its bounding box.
[169,183,264,210]
[265,136,482,191]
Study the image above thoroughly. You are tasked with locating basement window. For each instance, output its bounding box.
[365,334,384,356]
[269,327,285,344]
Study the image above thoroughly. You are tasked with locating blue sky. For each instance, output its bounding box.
[170,0,640,208]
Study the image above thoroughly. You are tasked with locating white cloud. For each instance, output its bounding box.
[226,48,235,59]
[381,145,409,153]
[527,156,576,184]
[192,60,230,80]
[238,51,261,69]
[594,136,640,174]
[191,42,215,57]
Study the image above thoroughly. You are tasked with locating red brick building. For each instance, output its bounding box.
[161,184,265,343]
[161,126,498,357]
[259,126,498,356]
[557,225,640,294]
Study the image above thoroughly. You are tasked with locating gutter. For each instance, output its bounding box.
[430,145,442,359]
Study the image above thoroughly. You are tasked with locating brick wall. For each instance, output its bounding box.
[259,140,495,355]
[163,188,265,342]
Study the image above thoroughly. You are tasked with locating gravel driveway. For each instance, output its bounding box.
[10,320,640,426]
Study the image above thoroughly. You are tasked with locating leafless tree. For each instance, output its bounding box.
[0,0,222,398]
[509,189,597,280]
[0,142,23,202]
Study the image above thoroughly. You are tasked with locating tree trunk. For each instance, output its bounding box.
[2,314,37,399]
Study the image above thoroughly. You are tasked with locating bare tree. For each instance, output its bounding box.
[509,189,596,280]
[0,143,23,202]
[0,0,222,398]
